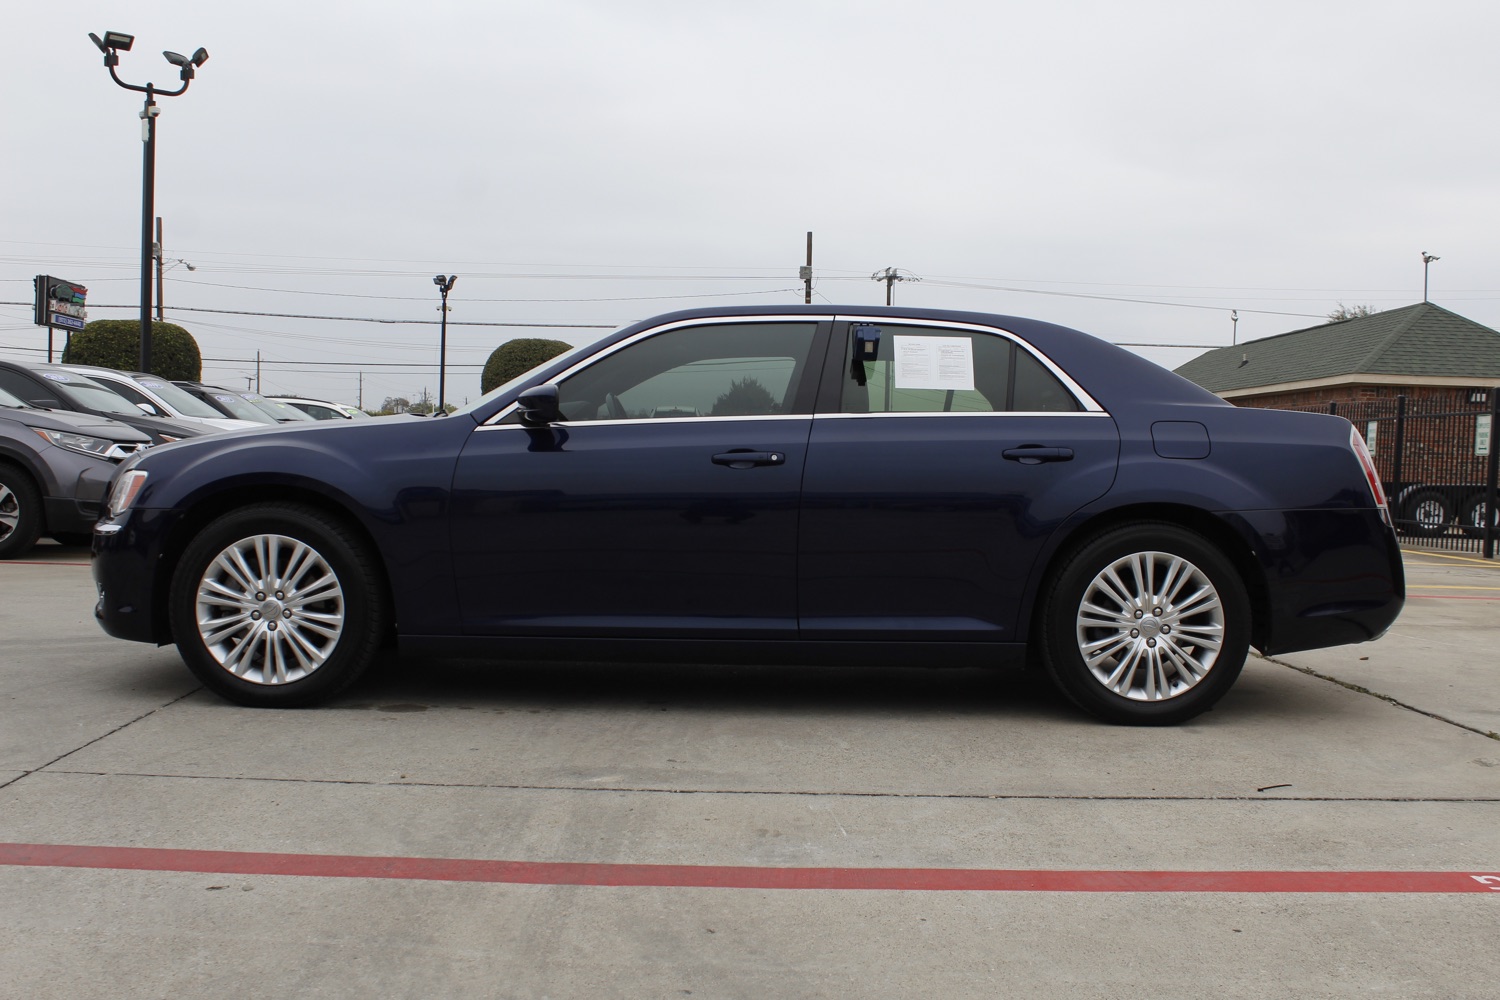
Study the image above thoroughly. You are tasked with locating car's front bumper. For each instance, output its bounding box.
[92,507,183,645]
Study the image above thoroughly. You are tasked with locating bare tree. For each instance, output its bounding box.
[1327,303,1376,322]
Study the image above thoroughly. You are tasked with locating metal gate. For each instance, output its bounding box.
[1283,392,1499,556]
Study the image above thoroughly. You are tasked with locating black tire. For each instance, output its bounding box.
[0,463,42,560]
[168,502,387,707]
[1457,493,1495,540]
[1037,522,1251,726]
[1401,489,1453,538]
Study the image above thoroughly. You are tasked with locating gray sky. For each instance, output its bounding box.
[3,1,1496,408]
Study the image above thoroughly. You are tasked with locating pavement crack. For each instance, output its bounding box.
[26,770,1500,803]
[1261,656,1500,742]
[0,688,203,791]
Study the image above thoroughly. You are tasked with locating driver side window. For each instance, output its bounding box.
[554,322,819,421]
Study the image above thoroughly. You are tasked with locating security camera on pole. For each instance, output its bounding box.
[88,30,208,374]
[433,275,458,414]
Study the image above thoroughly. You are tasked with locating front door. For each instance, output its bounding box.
[450,319,828,638]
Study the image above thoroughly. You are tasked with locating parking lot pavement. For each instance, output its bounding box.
[1,541,1497,998]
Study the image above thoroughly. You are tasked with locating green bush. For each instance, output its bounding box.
[481,338,573,394]
[62,319,203,380]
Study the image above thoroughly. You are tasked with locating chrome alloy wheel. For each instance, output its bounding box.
[0,483,17,541]
[193,533,346,685]
[1074,550,1226,702]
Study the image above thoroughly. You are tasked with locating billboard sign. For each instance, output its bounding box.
[33,275,88,328]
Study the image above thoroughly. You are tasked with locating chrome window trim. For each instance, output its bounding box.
[811,410,1111,421]
[829,314,1105,413]
[480,315,825,428]
[476,412,813,432]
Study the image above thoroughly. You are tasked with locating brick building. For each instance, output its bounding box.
[1173,303,1499,542]
[1171,302,1500,410]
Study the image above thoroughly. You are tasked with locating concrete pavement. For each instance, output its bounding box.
[1,540,1496,999]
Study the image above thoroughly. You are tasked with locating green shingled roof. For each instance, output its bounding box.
[1173,303,1500,393]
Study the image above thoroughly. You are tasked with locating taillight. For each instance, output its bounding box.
[1349,425,1391,525]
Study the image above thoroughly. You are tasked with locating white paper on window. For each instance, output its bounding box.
[892,335,975,391]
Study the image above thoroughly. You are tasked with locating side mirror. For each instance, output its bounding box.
[136,402,162,417]
[516,384,561,426]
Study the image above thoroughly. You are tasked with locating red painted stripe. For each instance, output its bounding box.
[3,843,1497,893]
[0,560,90,568]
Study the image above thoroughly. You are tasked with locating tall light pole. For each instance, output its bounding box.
[433,275,457,413]
[88,30,208,374]
[871,267,920,305]
[1421,251,1440,303]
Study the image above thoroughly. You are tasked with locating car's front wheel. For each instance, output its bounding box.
[168,503,386,707]
[1038,523,1250,725]
[0,463,42,560]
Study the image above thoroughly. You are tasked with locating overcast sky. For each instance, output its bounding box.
[3,1,1497,408]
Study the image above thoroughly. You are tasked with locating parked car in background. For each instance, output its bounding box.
[267,396,370,421]
[174,382,280,425]
[0,360,208,446]
[0,384,151,557]
[60,365,265,433]
[92,306,1404,724]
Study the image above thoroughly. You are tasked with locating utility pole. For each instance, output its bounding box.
[871,266,919,305]
[152,216,194,322]
[255,350,261,392]
[800,232,813,304]
[1231,309,1239,345]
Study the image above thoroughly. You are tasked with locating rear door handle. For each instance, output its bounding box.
[712,450,786,469]
[1002,446,1074,464]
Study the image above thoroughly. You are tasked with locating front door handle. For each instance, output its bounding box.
[712,450,786,469]
[1002,446,1074,465]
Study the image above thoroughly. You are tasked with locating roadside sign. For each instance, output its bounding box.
[1478,414,1492,457]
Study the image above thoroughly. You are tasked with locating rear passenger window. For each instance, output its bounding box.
[838,325,1080,413]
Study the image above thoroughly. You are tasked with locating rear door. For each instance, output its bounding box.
[797,318,1119,641]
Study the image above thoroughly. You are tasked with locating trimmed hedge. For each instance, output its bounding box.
[481,338,573,394]
[62,319,203,380]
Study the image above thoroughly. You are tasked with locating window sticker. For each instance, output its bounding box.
[43,373,74,382]
[893,335,974,391]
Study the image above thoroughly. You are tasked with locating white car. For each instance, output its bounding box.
[266,396,371,421]
[61,365,264,433]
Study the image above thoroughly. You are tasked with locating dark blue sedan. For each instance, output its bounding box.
[91,306,1403,724]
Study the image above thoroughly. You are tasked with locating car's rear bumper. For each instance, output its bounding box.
[1233,508,1405,655]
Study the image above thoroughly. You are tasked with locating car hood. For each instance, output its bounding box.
[0,403,151,442]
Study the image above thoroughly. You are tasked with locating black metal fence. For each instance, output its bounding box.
[1280,392,1499,557]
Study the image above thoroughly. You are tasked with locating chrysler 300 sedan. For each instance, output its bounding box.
[91,306,1404,724]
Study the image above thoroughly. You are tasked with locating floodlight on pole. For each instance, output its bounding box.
[1421,251,1440,303]
[88,29,208,373]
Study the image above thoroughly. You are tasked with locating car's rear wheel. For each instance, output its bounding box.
[168,503,386,707]
[0,464,42,560]
[1038,522,1250,725]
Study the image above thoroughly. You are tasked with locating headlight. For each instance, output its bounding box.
[107,470,150,516]
[31,427,139,461]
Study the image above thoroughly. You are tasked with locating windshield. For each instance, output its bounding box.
[449,338,599,418]
[243,393,315,421]
[0,386,30,408]
[196,387,277,423]
[134,377,232,419]
[40,373,143,417]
